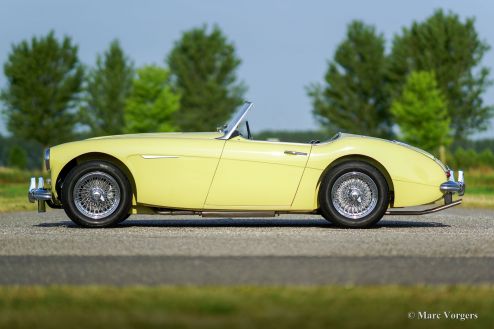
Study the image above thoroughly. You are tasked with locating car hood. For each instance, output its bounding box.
[87,131,223,141]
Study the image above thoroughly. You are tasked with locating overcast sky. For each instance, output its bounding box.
[1,0,493,137]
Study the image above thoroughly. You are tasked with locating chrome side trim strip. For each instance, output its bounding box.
[201,211,276,218]
[155,209,198,215]
[141,155,179,159]
[284,150,308,156]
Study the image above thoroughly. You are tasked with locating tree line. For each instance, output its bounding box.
[1,25,245,156]
[308,9,493,156]
[1,9,493,170]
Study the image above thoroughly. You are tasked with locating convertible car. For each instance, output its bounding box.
[29,102,465,228]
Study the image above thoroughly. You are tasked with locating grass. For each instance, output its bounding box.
[456,167,494,208]
[0,166,493,213]
[463,167,494,192]
[0,285,492,329]
[0,167,42,213]
[0,184,37,212]
[462,195,494,208]
[0,166,42,184]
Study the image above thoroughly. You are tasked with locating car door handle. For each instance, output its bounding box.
[284,150,308,156]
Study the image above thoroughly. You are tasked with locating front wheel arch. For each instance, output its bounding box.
[56,153,137,204]
[61,160,133,227]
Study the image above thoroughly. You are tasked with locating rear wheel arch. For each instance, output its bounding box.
[56,153,137,203]
[317,155,394,207]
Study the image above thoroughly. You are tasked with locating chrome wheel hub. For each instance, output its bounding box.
[331,171,378,219]
[73,171,120,220]
[90,188,105,202]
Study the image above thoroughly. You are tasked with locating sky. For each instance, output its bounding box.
[0,0,493,138]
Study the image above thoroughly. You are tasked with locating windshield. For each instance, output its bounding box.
[218,101,253,140]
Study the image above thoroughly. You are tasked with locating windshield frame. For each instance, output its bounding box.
[217,101,253,140]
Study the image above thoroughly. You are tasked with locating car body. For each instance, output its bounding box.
[29,102,465,228]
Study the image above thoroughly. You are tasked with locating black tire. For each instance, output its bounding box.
[319,161,389,228]
[61,161,132,228]
[118,213,131,223]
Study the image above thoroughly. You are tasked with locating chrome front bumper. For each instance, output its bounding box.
[28,177,52,212]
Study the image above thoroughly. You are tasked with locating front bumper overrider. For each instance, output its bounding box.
[28,177,52,212]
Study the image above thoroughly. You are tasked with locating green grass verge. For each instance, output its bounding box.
[462,194,494,209]
[0,183,37,212]
[0,285,492,329]
[0,167,42,184]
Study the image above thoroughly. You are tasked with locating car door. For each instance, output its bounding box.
[127,136,225,209]
[205,136,312,209]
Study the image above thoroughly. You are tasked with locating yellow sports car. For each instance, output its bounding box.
[29,102,465,228]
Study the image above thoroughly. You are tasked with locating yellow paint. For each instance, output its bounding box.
[48,132,449,213]
[305,134,446,207]
[291,167,323,210]
[205,137,311,208]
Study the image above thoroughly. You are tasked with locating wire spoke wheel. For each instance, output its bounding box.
[331,171,378,220]
[73,171,121,220]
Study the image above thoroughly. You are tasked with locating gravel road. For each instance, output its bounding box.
[0,208,492,284]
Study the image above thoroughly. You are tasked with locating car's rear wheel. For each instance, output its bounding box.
[319,161,389,228]
[61,161,132,228]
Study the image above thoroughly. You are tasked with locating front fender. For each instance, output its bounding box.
[49,140,140,199]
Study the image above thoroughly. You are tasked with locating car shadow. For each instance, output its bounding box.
[35,218,450,229]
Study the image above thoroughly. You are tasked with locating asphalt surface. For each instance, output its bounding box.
[0,208,493,285]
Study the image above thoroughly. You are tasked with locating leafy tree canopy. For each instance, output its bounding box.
[308,21,393,138]
[1,31,83,150]
[389,9,493,141]
[391,71,451,154]
[8,145,27,170]
[124,65,180,133]
[81,40,134,136]
[167,25,246,131]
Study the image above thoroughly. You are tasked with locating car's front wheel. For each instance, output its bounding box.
[61,161,132,228]
[319,161,389,228]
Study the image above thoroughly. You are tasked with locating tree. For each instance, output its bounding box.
[478,149,494,167]
[0,31,83,168]
[307,21,393,138]
[124,65,180,133]
[389,9,493,141]
[167,25,246,131]
[391,71,451,154]
[8,145,27,170]
[82,40,133,136]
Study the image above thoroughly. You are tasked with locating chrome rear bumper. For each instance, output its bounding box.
[386,199,462,215]
[28,177,52,212]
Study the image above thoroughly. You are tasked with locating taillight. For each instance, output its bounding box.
[446,171,451,179]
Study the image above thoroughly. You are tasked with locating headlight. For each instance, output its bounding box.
[44,148,50,171]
